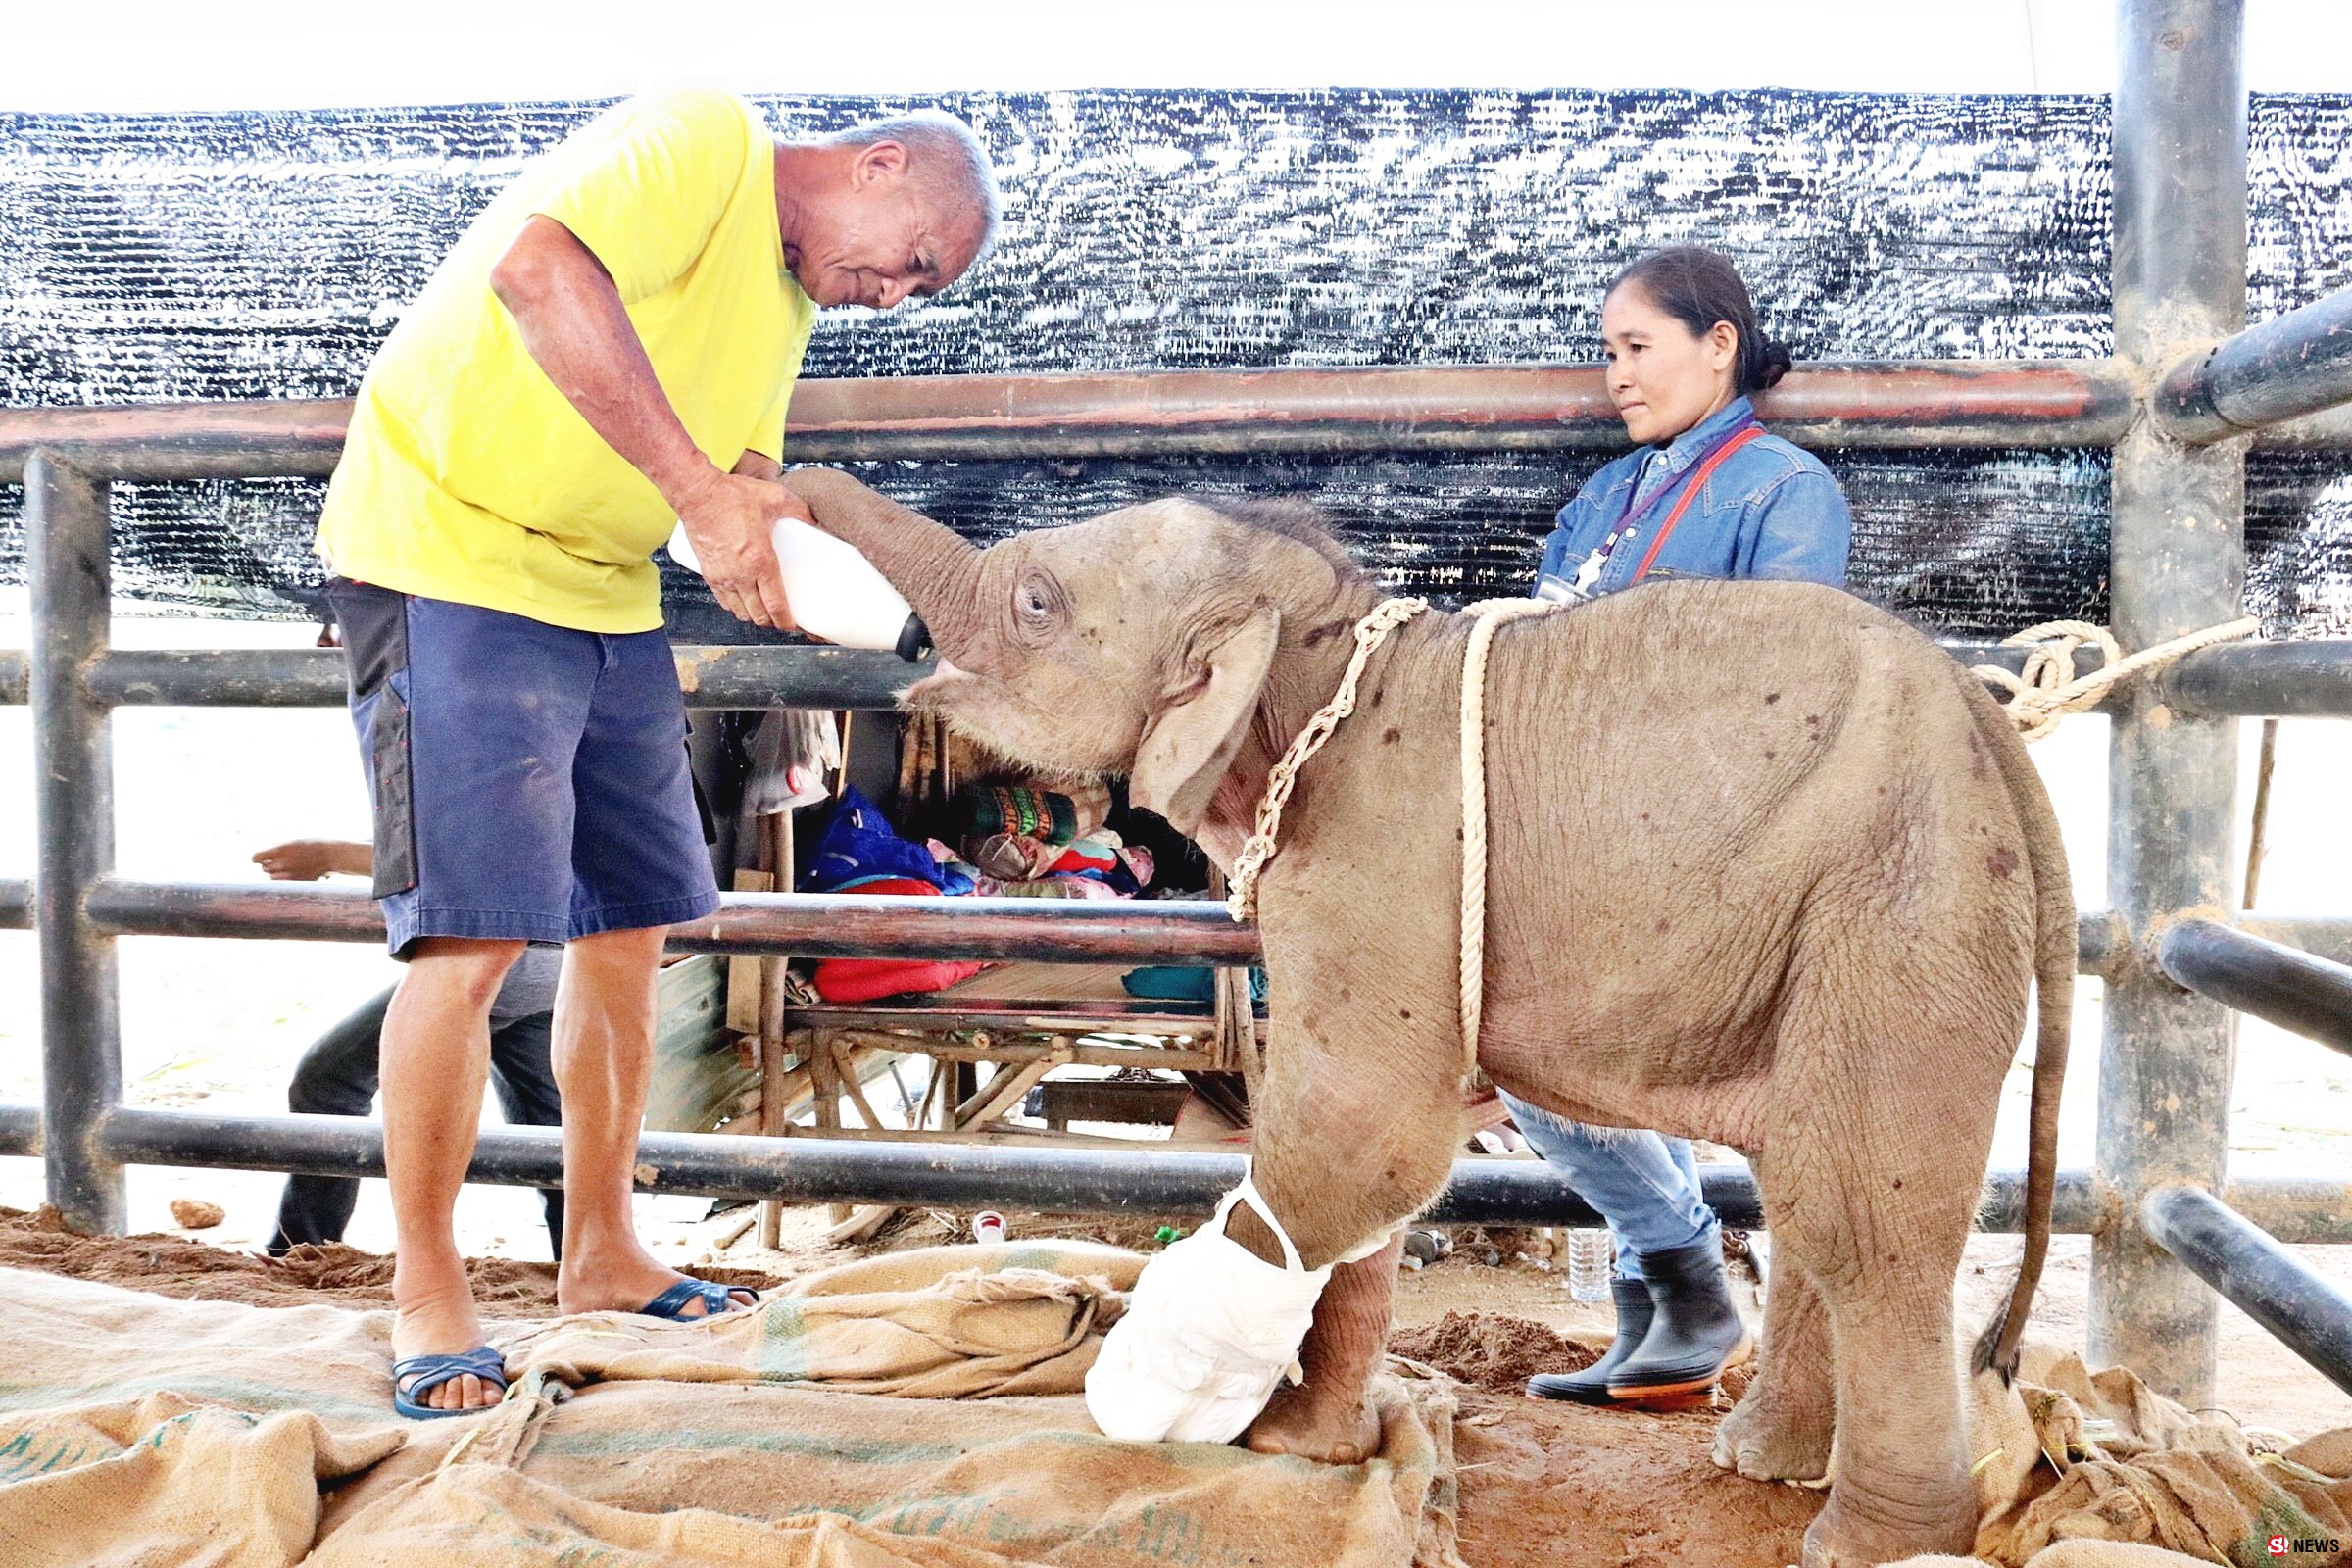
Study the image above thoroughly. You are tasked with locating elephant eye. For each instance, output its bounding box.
[1013,572,1063,633]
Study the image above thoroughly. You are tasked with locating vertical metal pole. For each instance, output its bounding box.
[26,452,125,1233]
[2094,0,2247,1403]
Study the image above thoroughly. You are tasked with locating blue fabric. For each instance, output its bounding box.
[344,588,720,955]
[802,787,945,893]
[1500,1090,1715,1280]
[1120,965,1268,1004]
[1533,396,1852,600]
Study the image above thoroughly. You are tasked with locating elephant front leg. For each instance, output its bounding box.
[1244,1234,1403,1464]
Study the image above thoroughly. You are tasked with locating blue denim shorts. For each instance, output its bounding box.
[328,580,721,956]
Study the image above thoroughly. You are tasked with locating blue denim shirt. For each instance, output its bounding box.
[1533,396,1852,598]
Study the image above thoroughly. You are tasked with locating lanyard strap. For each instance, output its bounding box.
[1627,421,1766,583]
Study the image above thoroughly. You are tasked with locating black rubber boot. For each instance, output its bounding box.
[1605,1233,1753,1402]
[1526,1275,1652,1403]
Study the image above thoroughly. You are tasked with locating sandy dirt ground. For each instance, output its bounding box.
[1,612,2349,1560]
[7,1196,2350,1568]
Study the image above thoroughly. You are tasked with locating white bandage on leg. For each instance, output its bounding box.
[1085,1170,1332,1445]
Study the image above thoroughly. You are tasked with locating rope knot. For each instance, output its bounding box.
[1972,616,2259,742]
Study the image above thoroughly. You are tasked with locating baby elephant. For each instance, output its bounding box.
[783,468,2070,1568]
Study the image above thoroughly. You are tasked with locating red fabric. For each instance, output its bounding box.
[1047,844,1118,875]
[810,877,988,1003]
[813,957,988,1004]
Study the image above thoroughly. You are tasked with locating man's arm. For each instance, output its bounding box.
[253,840,373,880]
[489,215,805,629]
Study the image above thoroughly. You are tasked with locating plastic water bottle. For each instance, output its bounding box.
[973,1210,1008,1245]
[1566,1229,1614,1304]
[666,517,927,661]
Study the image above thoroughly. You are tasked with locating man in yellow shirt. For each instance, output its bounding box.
[313,89,998,1417]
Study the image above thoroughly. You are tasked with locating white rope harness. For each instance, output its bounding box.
[1223,595,1563,1080]
[1450,598,1567,1073]
[1972,616,2260,742]
[1225,600,2265,1079]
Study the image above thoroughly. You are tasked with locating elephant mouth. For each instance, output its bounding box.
[901,658,978,710]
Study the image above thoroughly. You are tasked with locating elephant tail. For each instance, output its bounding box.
[1968,677,2076,1384]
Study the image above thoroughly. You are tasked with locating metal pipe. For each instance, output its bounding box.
[2166,639,2352,718]
[2157,284,2352,443]
[2156,918,2352,1058]
[26,454,126,1235]
[48,1106,2352,1242]
[0,401,351,484]
[0,363,2143,482]
[12,640,2350,718]
[0,1104,38,1158]
[2141,1184,2352,1398]
[1,642,2124,712]
[2239,915,2352,968]
[75,876,2219,980]
[83,879,1266,964]
[2093,0,2248,1406]
[63,645,924,711]
[0,878,28,932]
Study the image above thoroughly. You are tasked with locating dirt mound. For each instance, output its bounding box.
[1392,1308,1599,1393]
[0,1206,779,1311]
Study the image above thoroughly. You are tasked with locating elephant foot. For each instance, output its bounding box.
[1798,1485,1975,1568]
[1243,1376,1382,1465]
[1711,1391,1833,1482]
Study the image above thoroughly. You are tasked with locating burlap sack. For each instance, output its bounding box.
[1959,1345,2352,1568]
[309,1461,1028,1568]
[0,1391,401,1568]
[0,1250,1461,1568]
[498,1241,1141,1397]
[318,1361,1461,1568]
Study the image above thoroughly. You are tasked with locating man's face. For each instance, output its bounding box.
[786,142,985,310]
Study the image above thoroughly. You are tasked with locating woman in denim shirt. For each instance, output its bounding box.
[1513,247,1852,1408]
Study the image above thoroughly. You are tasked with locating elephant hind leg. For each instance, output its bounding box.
[1714,1166,1836,1483]
[1762,1002,1994,1565]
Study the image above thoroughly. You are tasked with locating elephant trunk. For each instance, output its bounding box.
[781,467,991,663]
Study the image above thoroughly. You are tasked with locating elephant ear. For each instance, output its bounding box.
[1129,607,1282,837]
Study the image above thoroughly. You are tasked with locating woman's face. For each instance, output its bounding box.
[1600,283,1741,444]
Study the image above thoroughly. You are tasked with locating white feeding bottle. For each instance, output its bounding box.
[666,516,930,662]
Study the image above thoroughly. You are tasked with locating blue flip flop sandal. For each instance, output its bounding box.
[639,1277,761,1320]
[391,1346,510,1419]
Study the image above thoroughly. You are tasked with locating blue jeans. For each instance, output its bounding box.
[269,986,565,1257]
[1498,1090,1716,1281]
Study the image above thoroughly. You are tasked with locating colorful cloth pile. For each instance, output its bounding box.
[955,784,1155,900]
[799,788,987,1004]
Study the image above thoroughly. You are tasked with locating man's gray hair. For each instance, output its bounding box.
[830,110,1002,255]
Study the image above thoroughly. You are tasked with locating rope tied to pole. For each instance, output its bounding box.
[1972,616,2261,742]
[1225,594,1562,1082]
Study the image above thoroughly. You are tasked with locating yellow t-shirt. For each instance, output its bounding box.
[316,89,814,632]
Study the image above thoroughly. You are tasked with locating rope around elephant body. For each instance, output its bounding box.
[1227,598,2269,1084]
[1971,616,2260,742]
[1222,594,1561,1081]
[1449,598,1567,1075]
